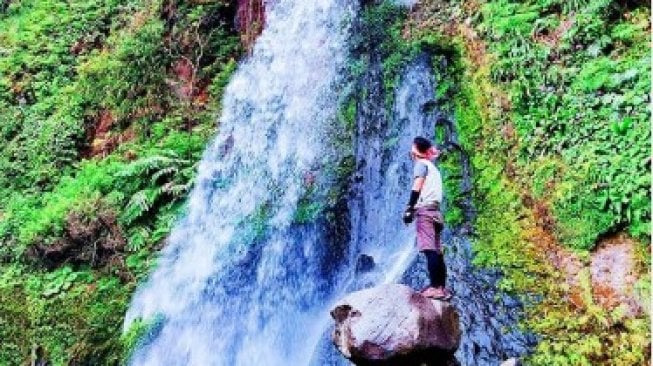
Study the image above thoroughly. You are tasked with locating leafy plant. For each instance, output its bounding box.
[0,0,241,363]
[118,151,195,225]
[402,0,650,363]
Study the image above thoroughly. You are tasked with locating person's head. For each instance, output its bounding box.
[411,136,439,160]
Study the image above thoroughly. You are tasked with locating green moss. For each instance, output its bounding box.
[0,0,125,193]
[0,264,131,365]
[294,200,323,225]
[478,0,651,250]
[232,203,273,248]
[357,1,418,109]
[451,73,539,291]
[437,148,465,227]
[121,313,165,364]
[338,97,357,132]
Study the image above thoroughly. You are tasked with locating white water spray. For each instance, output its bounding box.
[124,0,442,364]
[125,1,356,365]
[394,0,419,7]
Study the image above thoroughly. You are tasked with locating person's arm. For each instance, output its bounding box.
[412,177,425,194]
[407,177,424,208]
[403,162,427,224]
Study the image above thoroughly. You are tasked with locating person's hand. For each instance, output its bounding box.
[402,206,415,224]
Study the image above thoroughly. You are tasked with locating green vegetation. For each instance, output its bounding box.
[0,0,241,363]
[481,0,650,250]
[121,313,165,364]
[354,2,476,227]
[294,197,324,225]
[0,264,129,364]
[356,2,415,108]
[399,0,650,364]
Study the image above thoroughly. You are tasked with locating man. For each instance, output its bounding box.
[403,136,451,300]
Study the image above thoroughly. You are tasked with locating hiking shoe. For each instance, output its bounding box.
[439,287,453,301]
[422,287,453,301]
[421,287,441,299]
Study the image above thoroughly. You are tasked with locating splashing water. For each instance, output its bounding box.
[125,1,357,365]
[125,0,533,364]
[307,54,441,365]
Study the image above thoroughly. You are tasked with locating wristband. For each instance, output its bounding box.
[408,190,420,208]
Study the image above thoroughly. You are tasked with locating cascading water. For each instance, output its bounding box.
[308,54,441,366]
[308,43,535,366]
[126,1,534,365]
[125,1,359,365]
[347,55,435,287]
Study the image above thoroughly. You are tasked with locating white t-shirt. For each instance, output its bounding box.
[413,158,443,207]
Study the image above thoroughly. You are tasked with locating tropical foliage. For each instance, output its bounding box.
[0,0,241,363]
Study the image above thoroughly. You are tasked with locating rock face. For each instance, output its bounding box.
[236,0,266,49]
[331,284,461,365]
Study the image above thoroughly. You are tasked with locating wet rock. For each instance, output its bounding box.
[30,345,50,366]
[400,231,536,365]
[331,284,461,365]
[355,254,375,273]
[590,233,643,316]
[236,0,265,48]
[502,296,521,309]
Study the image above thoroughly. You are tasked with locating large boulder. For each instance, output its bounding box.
[331,284,461,366]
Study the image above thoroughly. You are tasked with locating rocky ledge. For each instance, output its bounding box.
[331,284,462,366]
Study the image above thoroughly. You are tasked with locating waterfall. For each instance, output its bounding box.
[125,1,358,365]
[125,0,534,365]
[348,55,436,287]
[307,54,439,365]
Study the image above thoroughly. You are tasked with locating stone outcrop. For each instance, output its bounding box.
[331,284,461,366]
[26,206,127,273]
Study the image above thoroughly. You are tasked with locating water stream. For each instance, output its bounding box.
[125,1,357,364]
[125,1,534,365]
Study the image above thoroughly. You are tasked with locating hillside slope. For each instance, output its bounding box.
[0,0,241,363]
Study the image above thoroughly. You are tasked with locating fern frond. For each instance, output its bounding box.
[151,166,179,183]
[128,191,151,213]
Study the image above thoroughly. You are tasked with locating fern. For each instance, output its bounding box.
[123,188,159,225]
[150,166,179,183]
[118,151,196,226]
[126,226,151,252]
[117,153,188,179]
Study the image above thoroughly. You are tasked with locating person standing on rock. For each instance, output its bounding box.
[402,136,451,300]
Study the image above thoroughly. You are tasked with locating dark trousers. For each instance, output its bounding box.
[423,250,446,288]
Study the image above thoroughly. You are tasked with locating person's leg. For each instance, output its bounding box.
[421,250,449,299]
[415,208,438,252]
[417,208,451,298]
[434,251,446,288]
[432,219,446,289]
[424,250,446,288]
[423,250,439,287]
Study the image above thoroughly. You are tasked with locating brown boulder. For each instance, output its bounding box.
[331,284,461,365]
